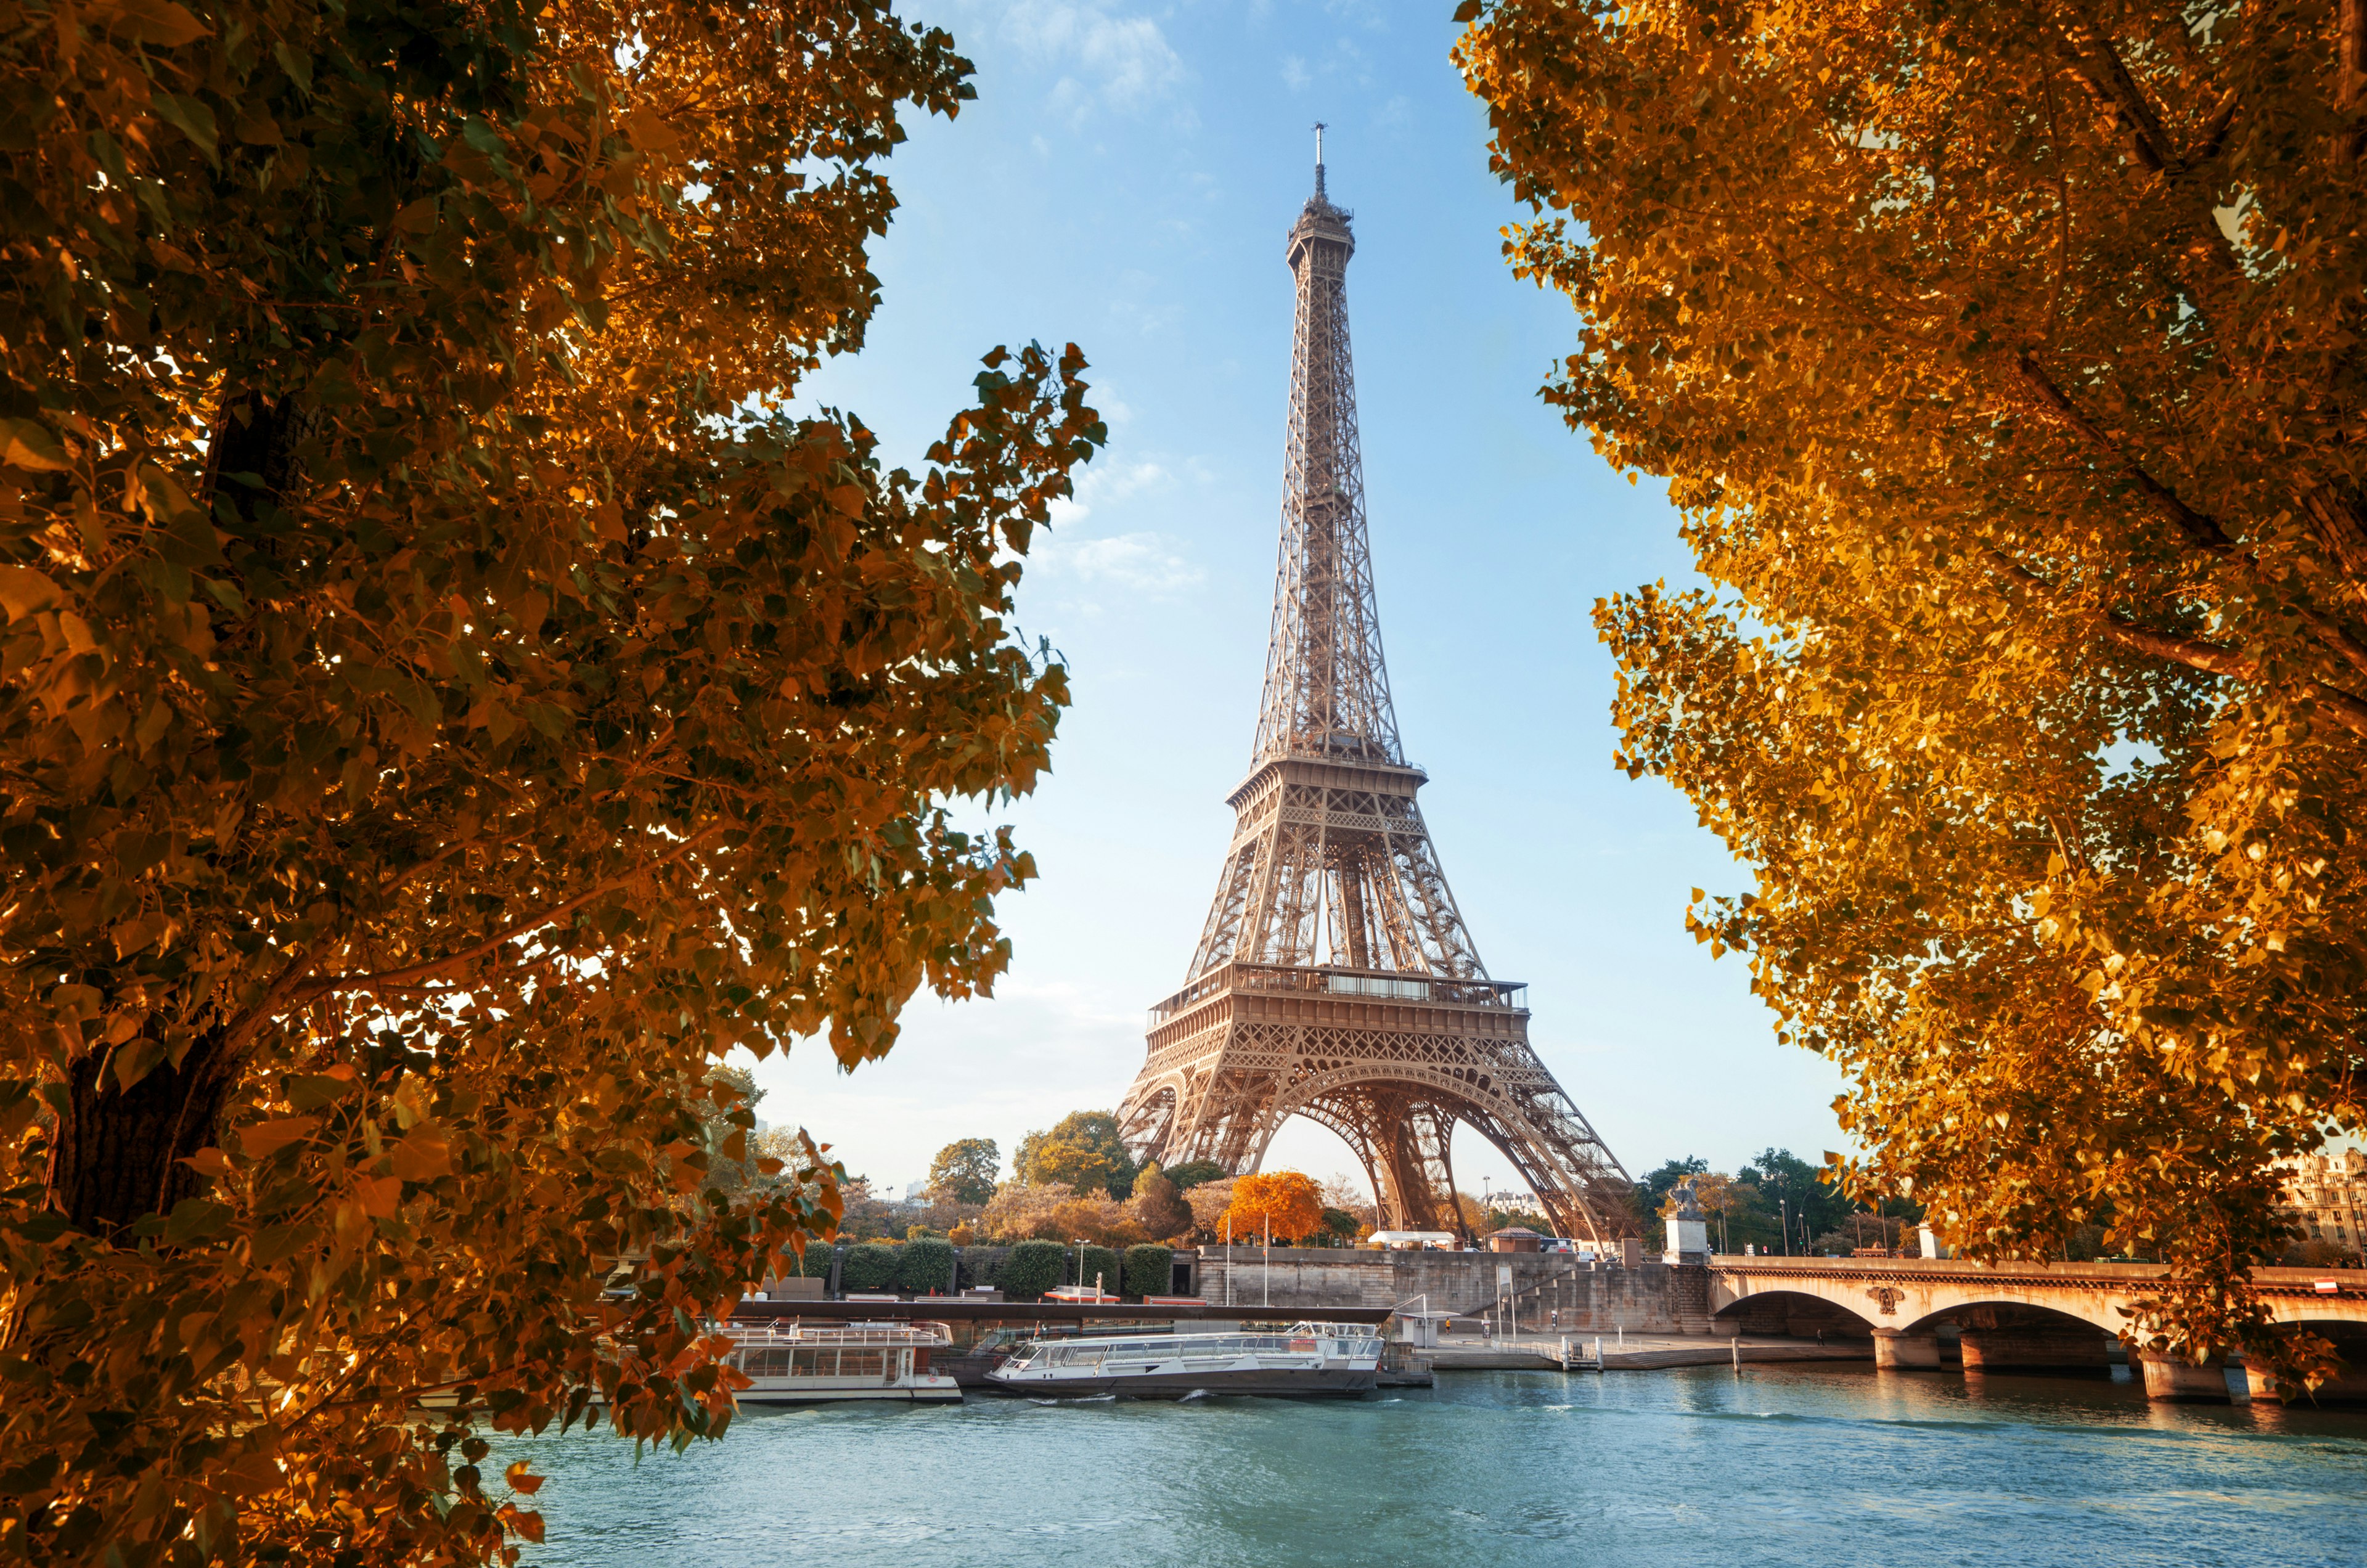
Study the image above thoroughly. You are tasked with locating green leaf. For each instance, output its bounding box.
[150,93,219,163]
[163,1198,232,1247]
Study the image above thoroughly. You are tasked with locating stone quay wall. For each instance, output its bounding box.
[1188,1248,1730,1334]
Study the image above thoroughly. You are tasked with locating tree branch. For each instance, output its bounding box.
[1983,547,2367,738]
[2013,353,2238,554]
[2344,0,2367,161]
[2043,2,2175,172]
[295,825,728,1000]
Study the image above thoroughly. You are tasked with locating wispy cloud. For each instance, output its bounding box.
[1034,459,1206,597]
[998,2,1187,120]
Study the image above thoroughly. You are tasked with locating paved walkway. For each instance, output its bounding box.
[1425,1331,1874,1371]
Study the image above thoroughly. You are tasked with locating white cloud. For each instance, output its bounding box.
[999,2,1185,117]
[1056,533,1206,594]
[1281,54,1310,92]
[1033,459,1206,597]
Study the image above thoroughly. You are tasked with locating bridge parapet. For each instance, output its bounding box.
[1706,1256,2367,1337]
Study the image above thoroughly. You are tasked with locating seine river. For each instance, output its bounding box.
[506,1366,2367,1567]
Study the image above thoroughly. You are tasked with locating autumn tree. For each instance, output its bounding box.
[1,1,1100,1562]
[1014,1109,1138,1197]
[1459,0,2367,1379]
[1129,1161,1192,1241]
[927,1136,1001,1206]
[1220,1170,1325,1244]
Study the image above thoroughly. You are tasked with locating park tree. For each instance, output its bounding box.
[1160,1158,1225,1191]
[927,1136,1001,1206]
[1458,0,2367,1381]
[1129,1161,1193,1240]
[1220,1170,1325,1245]
[1014,1109,1138,1197]
[0,1,1102,1561]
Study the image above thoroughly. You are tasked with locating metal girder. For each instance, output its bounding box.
[1116,151,1637,1246]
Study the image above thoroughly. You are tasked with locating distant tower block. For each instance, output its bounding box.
[1115,143,1636,1244]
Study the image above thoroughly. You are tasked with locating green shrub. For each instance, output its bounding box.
[959,1246,1005,1292]
[1079,1244,1121,1294]
[839,1243,899,1292]
[1122,1244,1173,1299]
[798,1243,835,1279]
[898,1237,955,1295]
[996,1240,1064,1301]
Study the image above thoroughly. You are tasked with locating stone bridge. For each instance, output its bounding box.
[1708,1257,2367,1402]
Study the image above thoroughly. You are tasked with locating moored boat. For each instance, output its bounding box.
[721,1320,962,1405]
[984,1321,1382,1398]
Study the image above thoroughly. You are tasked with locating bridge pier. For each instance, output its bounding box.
[1956,1309,2112,1376]
[1871,1328,1943,1371]
[2136,1350,2233,1403]
[2241,1327,2367,1406]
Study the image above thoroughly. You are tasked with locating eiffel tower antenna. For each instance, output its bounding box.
[1116,153,1636,1244]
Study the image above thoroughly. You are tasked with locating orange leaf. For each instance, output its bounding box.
[504,1460,545,1496]
[389,1126,452,1182]
[353,1174,402,1218]
[237,1116,320,1159]
[178,1147,233,1178]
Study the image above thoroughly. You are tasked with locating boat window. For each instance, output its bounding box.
[838,1350,886,1379]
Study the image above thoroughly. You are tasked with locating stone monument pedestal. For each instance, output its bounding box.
[1663,1215,1708,1267]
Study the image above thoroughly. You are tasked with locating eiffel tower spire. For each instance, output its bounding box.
[1117,150,1635,1245]
[1254,133,1400,769]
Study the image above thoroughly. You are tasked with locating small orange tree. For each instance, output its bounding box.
[1220,1171,1325,1244]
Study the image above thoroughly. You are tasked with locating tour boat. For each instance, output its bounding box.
[719,1320,962,1405]
[984,1321,1383,1398]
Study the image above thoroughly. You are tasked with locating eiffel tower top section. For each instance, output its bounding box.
[1253,133,1402,770]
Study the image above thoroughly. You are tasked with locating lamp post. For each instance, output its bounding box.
[1263,1213,1272,1309]
[1224,1214,1233,1307]
[1779,1198,1791,1257]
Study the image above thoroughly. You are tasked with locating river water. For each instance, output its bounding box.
[505,1365,2367,1567]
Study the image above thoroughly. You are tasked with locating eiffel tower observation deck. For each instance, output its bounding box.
[1116,136,1636,1245]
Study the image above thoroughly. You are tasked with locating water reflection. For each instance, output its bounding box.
[505,1364,2367,1568]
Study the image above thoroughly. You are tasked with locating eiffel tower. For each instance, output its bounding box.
[1116,136,1636,1244]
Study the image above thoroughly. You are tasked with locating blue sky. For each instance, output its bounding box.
[751,0,1850,1203]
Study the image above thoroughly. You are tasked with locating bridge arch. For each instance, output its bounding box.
[1712,1289,1881,1339]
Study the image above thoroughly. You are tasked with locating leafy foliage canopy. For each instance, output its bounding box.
[1460,0,2367,1376]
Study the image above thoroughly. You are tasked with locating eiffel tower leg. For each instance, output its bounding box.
[1411,1103,1477,1247]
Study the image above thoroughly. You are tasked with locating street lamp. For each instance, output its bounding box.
[1779,1198,1791,1257]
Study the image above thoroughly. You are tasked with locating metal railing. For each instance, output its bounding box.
[1148,963,1527,1026]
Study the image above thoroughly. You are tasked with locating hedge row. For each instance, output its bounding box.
[784,1240,1178,1302]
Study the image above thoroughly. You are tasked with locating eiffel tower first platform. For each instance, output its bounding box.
[1116,140,1637,1245]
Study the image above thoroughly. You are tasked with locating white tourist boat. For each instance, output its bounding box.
[985,1321,1383,1399]
[719,1320,962,1405]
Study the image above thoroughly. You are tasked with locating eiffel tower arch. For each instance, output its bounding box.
[1117,139,1637,1246]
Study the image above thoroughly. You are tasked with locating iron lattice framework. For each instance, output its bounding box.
[1116,150,1636,1244]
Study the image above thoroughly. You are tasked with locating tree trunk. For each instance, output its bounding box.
[47,1034,234,1234]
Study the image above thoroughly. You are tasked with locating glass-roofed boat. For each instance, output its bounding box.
[984,1321,1382,1398]
[719,1320,961,1405]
